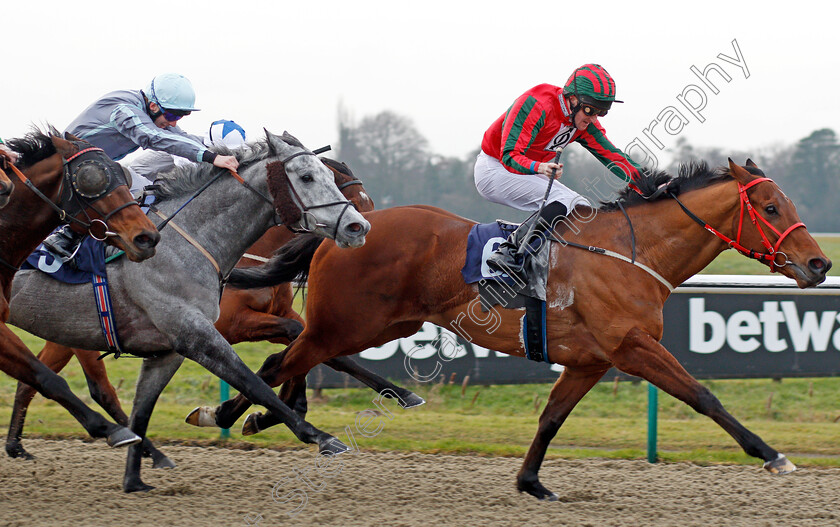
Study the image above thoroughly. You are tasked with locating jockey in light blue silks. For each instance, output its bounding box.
[43,74,241,260]
[127,119,248,202]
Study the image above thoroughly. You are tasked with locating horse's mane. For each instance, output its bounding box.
[599,162,732,212]
[5,128,58,170]
[153,139,273,200]
[153,131,314,201]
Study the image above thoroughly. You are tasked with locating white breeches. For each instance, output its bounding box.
[473,151,590,212]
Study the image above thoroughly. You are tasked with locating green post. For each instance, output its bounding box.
[647,382,658,463]
[220,380,231,439]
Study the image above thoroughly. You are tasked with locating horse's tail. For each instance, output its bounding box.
[228,233,324,289]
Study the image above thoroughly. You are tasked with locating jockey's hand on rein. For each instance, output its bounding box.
[642,178,678,200]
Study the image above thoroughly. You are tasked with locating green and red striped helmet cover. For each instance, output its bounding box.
[563,64,622,109]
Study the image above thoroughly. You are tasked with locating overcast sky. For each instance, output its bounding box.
[4,0,838,169]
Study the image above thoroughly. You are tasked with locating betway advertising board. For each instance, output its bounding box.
[660,275,840,379]
[307,276,840,388]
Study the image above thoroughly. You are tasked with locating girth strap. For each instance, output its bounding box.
[151,209,223,283]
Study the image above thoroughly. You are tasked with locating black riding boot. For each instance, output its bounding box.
[42,225,85,261]
[487,201,568,281]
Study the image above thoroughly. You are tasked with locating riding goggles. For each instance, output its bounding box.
[581,104,608,117]
[162,109,191,122]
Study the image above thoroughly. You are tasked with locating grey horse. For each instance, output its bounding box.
[8,130,370,492]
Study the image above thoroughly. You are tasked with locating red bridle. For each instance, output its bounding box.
[671,177,806,272]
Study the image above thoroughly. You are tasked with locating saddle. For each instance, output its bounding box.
[23,238,124,357]
[460,220,552,363]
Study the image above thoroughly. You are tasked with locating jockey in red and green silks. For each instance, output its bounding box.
[475,64,645,279]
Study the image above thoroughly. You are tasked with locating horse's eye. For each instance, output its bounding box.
[300,174,314,183]
[765,204,778,215]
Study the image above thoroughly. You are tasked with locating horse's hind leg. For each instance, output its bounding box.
[0,326,140,451]
[243,356,426,435]
[123,352,185,493]
[6,341,74,459]
[612,328,793,473]
[518,366,608,501]
[74,348,175,469]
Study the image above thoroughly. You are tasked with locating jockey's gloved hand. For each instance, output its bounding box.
[639,178,678,200]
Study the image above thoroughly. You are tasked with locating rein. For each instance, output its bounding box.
[668,177,805,272]
[154,145,337,232]
[136,145,351,290]
[550,177,804,293]
[6,147,132,239]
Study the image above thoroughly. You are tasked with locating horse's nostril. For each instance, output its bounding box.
[346,223,362,234]
[809,258,830,274]
[134,231,161,249]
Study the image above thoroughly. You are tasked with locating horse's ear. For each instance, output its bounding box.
[728,158,756,185]
[280,131,304,148]
[264,128,279,156]
[745,158,758,168]
[50,135,75,159]
[64,132,82,142]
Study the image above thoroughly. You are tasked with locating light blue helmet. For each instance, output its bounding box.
[144,73,200,111]
[205,120,247,148]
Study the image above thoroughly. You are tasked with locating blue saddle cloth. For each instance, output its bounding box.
[460,221,518,285]
[23,236,106,284]
[461,221,550,363]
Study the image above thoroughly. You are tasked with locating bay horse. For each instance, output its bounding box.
[0,130,160,452]
[7,131,371,492]
[199,159,830,500]
[0,154,13,209]
[6,157,420,465]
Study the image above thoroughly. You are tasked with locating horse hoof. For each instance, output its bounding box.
[319,437,349,456]
[124,480,155,493]
[517,476,557,501]
[399,393,426,409]
[764,454,797,475]
[152,456,177,469]
[185,406,218,427]
[242,413,261,436]
[107,428,142,448]
[5,442,34,460]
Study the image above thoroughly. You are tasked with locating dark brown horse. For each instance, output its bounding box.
[0,154,14,209]
[201,159,830,500]
[7,158,418,462]
[0,130,160,451]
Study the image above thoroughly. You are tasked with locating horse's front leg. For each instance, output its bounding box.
[243,355,427,435]
[74,348,175,469]
[6,341,74,459]
[179,326,347,455]
[518,365,609,501]
[0,325,140,451]
[123,352,184,492]
[323,356,426,409]
[188,347,290,430]
[611,327,794,473]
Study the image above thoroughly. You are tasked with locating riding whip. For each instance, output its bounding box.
[517,146,564,257]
